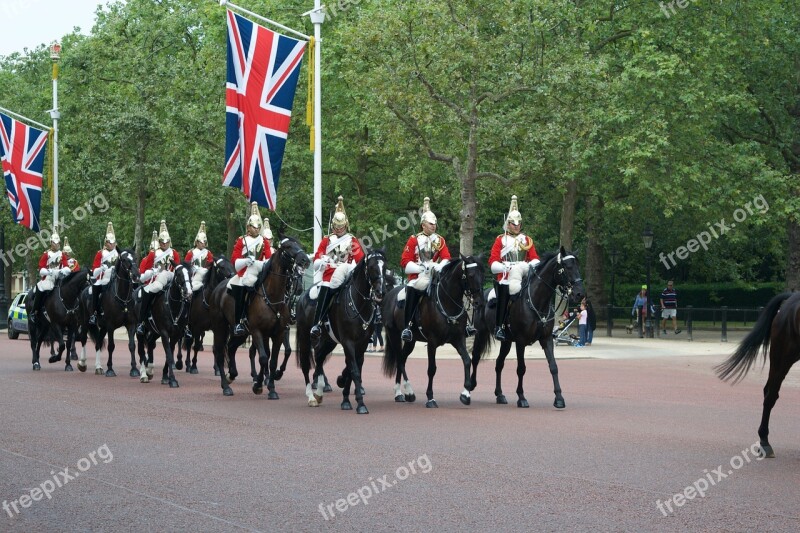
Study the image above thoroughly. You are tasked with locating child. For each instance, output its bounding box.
[576,302,588,347]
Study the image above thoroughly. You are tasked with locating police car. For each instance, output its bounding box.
[7,292,28,339]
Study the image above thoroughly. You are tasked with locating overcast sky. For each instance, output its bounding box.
[0,0,108,57]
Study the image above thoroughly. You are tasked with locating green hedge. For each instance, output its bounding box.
[616,282,784,309]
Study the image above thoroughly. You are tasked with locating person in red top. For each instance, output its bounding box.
[489,195,540,340]
[62,237,80,272]
[228,202,272,336]
[310,196,365,340]
[30,229,70,322]
[88,222,122,325]
[399,196,452,342]
[184,221,214,293]
[137,220,182,335]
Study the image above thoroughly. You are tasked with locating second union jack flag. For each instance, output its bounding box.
[223,10,307,210]
[0,112,47,232]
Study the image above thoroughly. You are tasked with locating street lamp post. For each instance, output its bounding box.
[49,42,61,229]
[642,228,654,338]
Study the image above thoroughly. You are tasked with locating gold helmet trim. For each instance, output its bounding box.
[505,194,522,227]
[420,196,437,225]
[247,201,262,229]
[331,195,349,231]
[104,221,116,244]
[62,236,73,255]
[158,220,171,244]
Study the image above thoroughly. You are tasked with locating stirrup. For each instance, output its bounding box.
[401,327,413,342]
[494,326,506,341]
[310,323,322,339]
[136,322,146,335]
[88,313,97,325]
[465,324,476,337]
[233,323,248,337]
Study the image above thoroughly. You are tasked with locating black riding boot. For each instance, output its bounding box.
[136,291,154,335]
[31,289,48,323]
[310,286,331,340]
[401,287,420,342]
[232,285,248,337]
[494,284,510,341]
[88,285,103,325]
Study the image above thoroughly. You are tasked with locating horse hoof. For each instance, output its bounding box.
[356,405,369,414]
[341,401,353,410]
[460,393,471,406]
[175,360,183,370]
[78,362,86,372]
[314,394,324,404]
[496,395,508,404]
[169,380,179,389]
[48,355,60,364]
[190,368,198,375]
[405,393,416,403]
[268,391,279,400]
[761,444,775,458]
[32,362,41,371]
[161,378,170,385]
[274,370,284,381]
[252,383,263,395]
[554,398,566,409]
[95,368,104,375]
[223,387,233,396]
[105,369,116,378]
[394,394,406,403]
[214,369,221,377]
[65,365,73,372]
[336,375,346,389]
[425,399,438,408]
[130,368,140,378]
[517,399,529,408]
[324,384,333,393]
[308,398,319,407]
[140,376,149,383]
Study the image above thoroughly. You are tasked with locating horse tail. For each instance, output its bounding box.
[472,328,494,360]
[716,292,792,383]
[382,336,399,377]
[87,325,106,350]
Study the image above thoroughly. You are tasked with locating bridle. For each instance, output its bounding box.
[343,251,386,330]
[111,252,137,308]
[431,258,481,325]
[525,253,582,325]
[259,238,309,315]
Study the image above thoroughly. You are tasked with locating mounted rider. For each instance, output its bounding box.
[184,221,214,293]
[262,216,274,254]
[62,237,80,272]
[88,222,121,326]
[228,202,272,337]
[310,195,365,340]
[400,196,452,342]
[488,195,540,341]
[137,220,181,334]
[30,229,70,323]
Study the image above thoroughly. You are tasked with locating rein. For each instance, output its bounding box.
[523,253,582,326]
[431,260,474,325]
[342,252,385,330]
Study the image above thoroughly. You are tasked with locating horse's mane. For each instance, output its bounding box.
[62,267,89,285]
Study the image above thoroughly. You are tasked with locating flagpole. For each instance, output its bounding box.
[0,106,50,130]
[220,1,310,41]
[308,2,324,251]
[49,42,62,231]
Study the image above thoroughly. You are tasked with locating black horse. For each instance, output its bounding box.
[177,256,235,375]
[136,263,192,387]
[297,249,388,413]
[469,248,584,408]
[716,292,800,458]
[210,236,309,397]
[382,255,485,408]
[27,268,91,371]
[77,250,140,377]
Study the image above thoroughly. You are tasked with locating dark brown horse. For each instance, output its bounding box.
[77,250,140,377]
[296,249,388,413]
[469,249,584,408]
[210,236,309,397]
[382,255,485,408]
[716,292,800,458]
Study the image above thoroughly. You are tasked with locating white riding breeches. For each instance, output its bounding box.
[190,267,208,292]
[507,262,531,295]
[328,262,356,289]
[144,270,174,293]
[407,272,432,291]
[36,277,55,292]
[227,260,264,289]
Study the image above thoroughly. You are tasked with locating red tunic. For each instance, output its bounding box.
[313,234,365,282]
[231,236,271,277]
[185,249,215,267]
[38,251,69,280]
[67,258,80,272]
[140,249,181,284]
[400,233,452,281]
[488,233,539,282]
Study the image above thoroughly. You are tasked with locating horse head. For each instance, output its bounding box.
[117,250,141,285]
[364,249,388,304]
[213,255,236,281]
[461,254,486,308]
[174,263,193,301]
[276,236,310,272]
[554,246,584,304]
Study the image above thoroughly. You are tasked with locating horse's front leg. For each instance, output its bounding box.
[494,340,512,404]
[425,343,439,408]
[249,343,258,381]
[515,341,529,408]
[104,334,116,377]
[250,333,266,395]
[160,331,178,388]
[346,343,368,414]
[540,336,564,409]
[309,339,335,406]
[128,325,140,377]
[266,334,282,400]
[274,326,292,380]
[136,330,150,383]
[453,336,472,406]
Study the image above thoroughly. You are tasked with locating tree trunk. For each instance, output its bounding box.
[585,195,605,306]
[560,179,578,249]
[788,218,800,292]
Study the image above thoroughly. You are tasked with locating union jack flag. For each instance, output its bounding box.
[0,112,47,232]
[223,10,307,210]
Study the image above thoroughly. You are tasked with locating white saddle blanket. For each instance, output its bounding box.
[397,287,406,302]
[487,288,496,304]
[309,284,321,300]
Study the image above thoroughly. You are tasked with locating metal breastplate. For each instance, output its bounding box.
[102,249,119,268]
[501,234,528,263]
[47,251,62,269]
[191,248,207,268]
[243,236,262,259]
[328,234,352,264]
[416,233,441,263]
[156,249,173,268]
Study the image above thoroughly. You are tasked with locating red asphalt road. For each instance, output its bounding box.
[0,335,798,532]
